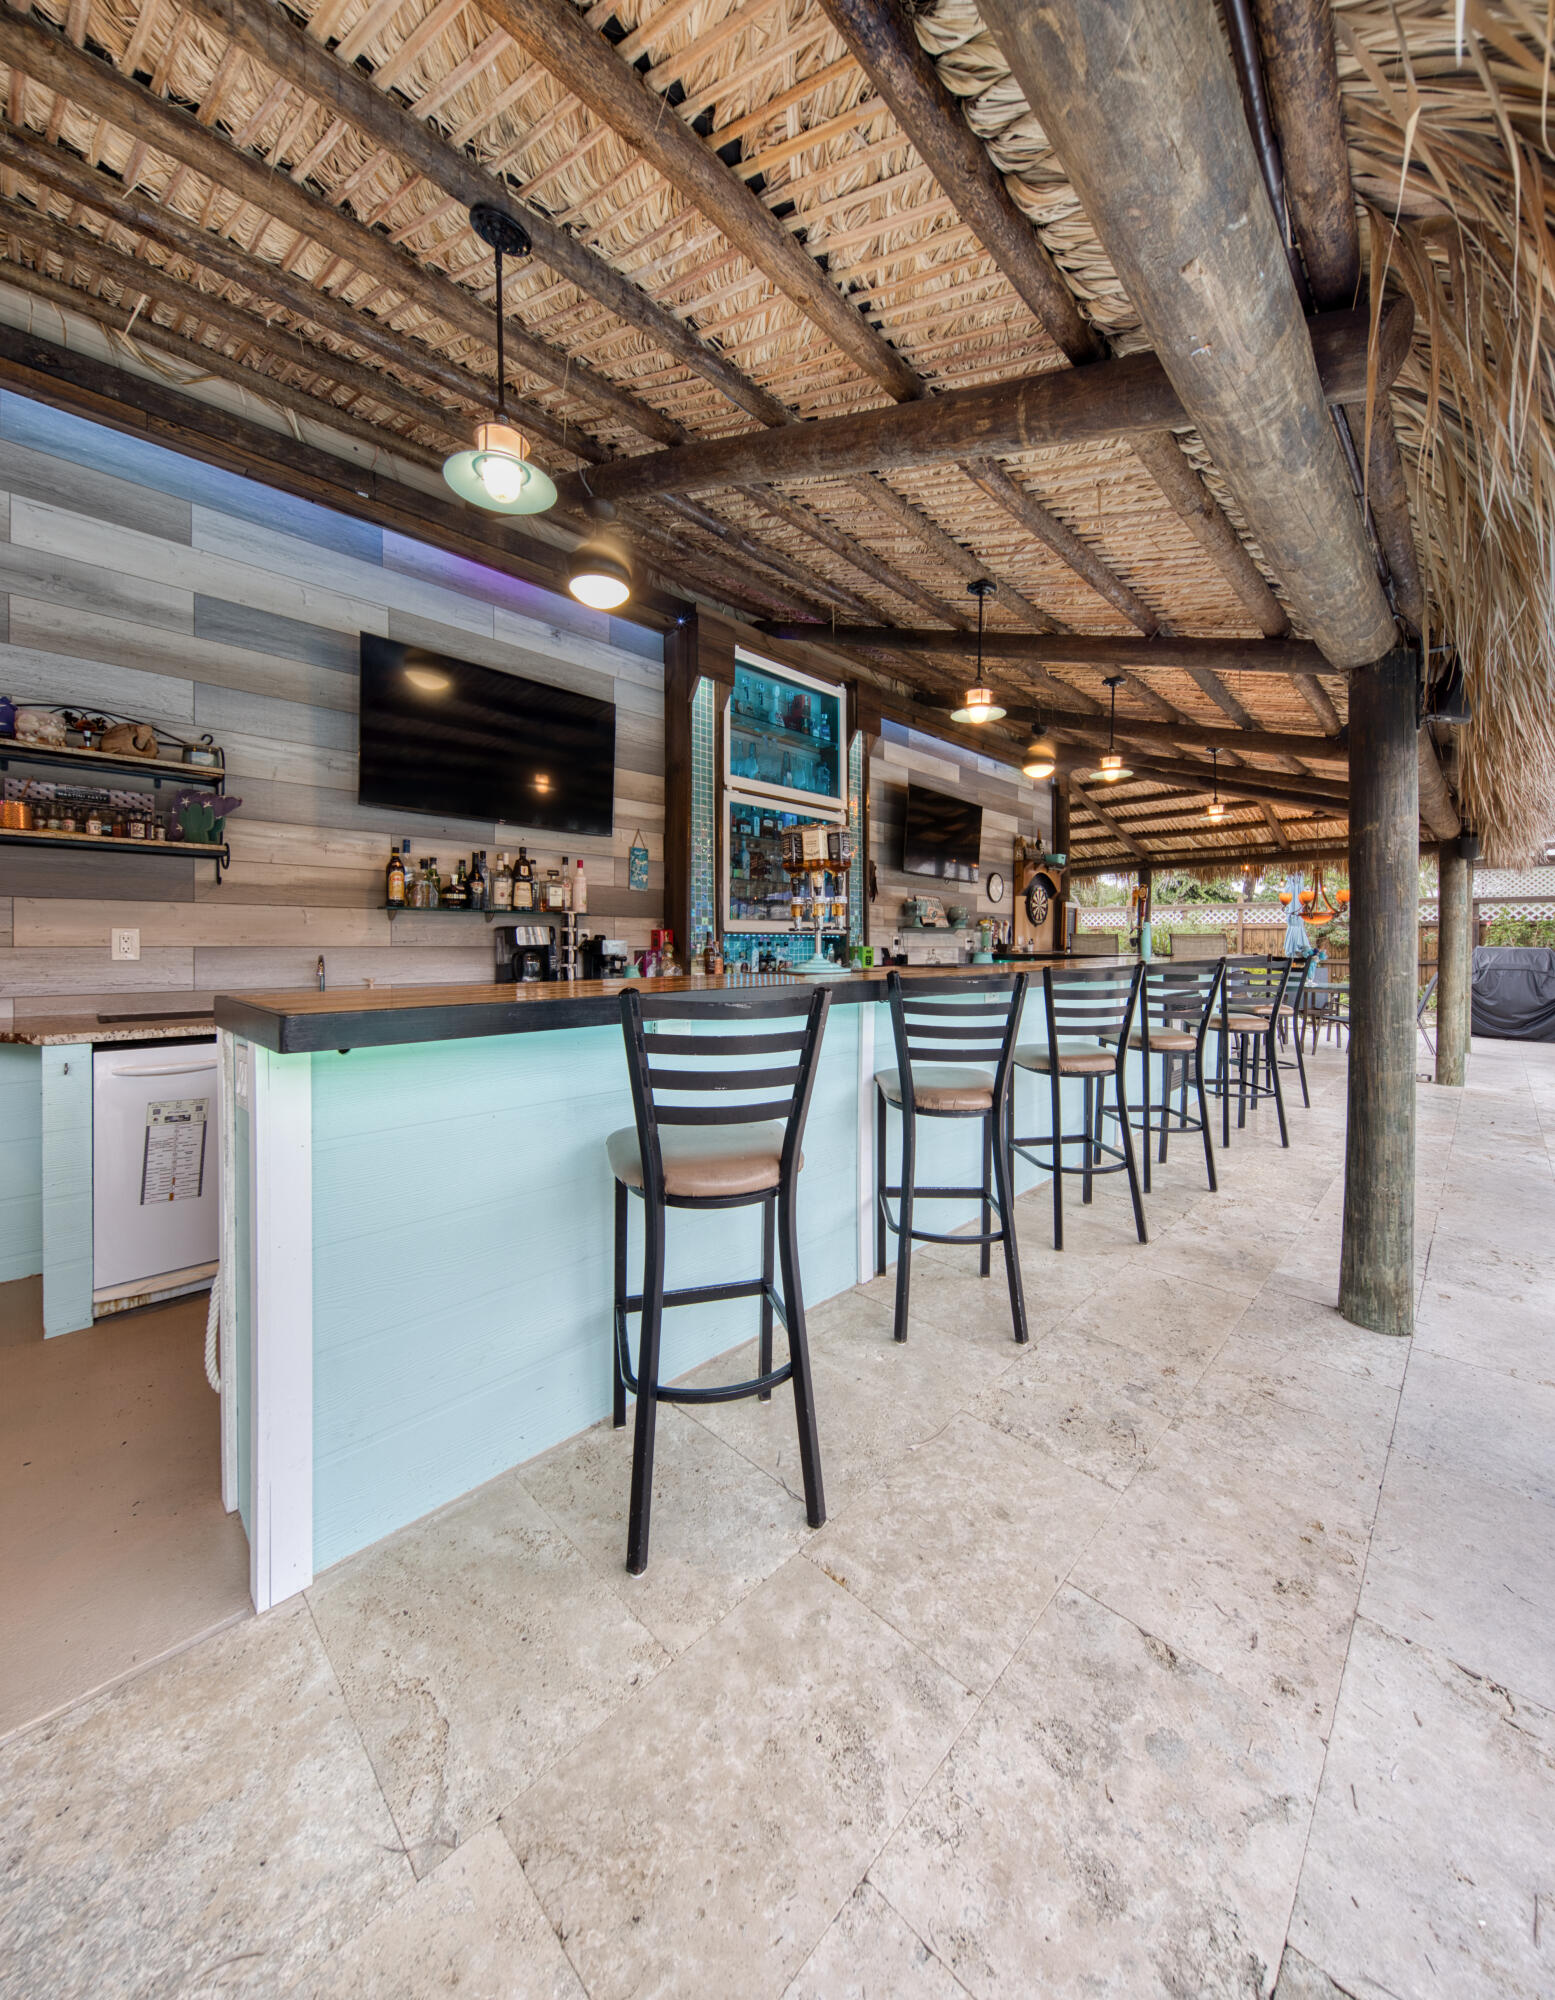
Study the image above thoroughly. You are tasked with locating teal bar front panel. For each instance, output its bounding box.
[40,1046,93,1337]
[0,1045,43,1283]
[308,1009,861,1574]
[233,1088,253,1542]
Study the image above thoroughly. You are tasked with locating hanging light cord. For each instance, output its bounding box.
[493,243,506,422]
[975,577,986,680]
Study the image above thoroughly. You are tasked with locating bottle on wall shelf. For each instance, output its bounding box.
[559,856,572,910]
[386,842,406,907]
[573,857,587,914]
[492,852,513,912]
[469,851,487,912]
[515,848,534,910]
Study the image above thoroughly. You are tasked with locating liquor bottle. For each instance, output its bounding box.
[447,861,471,910]
[514,848,533,911]
[573,857,587,914]
[492,852,513,912]
[559,856,571,910]
[469,851,486,912]
[386,842,406,907]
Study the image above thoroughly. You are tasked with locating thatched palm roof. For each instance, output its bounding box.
[0,0,1547,864]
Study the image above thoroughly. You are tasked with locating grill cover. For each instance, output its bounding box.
[1471,945,1555,1042]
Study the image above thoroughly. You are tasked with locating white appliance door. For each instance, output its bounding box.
[93,1049,221,1290]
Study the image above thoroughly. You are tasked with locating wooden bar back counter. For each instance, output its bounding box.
[214,965,1097,1611]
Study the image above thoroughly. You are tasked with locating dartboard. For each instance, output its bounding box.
[1024,875,1050,925]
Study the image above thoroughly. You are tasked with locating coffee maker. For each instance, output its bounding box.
[580,934,631,980]
[493,922,556,984]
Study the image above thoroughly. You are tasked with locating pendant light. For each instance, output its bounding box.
[1206,745,1226,820]
[1095,675,1132,783]
[442,205,558,516]
[567,496,634,610]
[1021,700,1057,779]
[951,580,1006,723]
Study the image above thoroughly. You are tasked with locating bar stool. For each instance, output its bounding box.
[1210,955,1295,1148]
[609,986,830,1574]
[1273,952,1314,1107]
[874,971,1029,1344]
[1114,957,1225,1192]
[1008,961,1147,1249]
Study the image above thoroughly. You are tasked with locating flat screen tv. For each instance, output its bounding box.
[902,781,982,882]
[358,633,615,837]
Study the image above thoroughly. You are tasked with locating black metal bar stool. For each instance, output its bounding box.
[1273,952,1314,1107]
[610,985,830,1574]
[1113,957,1225,1192]
[1209,954,1295,1148]
[1008,961,1147,1249]
[874,970,1029,1344]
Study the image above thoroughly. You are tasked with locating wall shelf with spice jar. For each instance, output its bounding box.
[0,724,233,880]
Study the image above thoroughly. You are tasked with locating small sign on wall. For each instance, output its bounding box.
[140,1098,209,1204]
[628,830,650,892]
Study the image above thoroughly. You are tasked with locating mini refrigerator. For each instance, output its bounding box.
[93,1044,221,1296]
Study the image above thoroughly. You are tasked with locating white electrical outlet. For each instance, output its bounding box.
[111,927,140,963]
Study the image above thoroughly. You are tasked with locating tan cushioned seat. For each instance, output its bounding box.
[1014,1043,1115,1077]
[1102,1027,1196,1052]
[875,1065,995,1112]
[606,1121,794,1198]
[1223,1012,1268,1032]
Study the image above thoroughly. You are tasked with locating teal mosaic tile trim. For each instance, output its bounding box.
[690,675,717,951]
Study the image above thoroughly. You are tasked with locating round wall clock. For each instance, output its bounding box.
[985,870,1005,905]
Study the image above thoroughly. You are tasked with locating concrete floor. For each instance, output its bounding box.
[0,1286,250,1741]
[2,1039,1552,1999]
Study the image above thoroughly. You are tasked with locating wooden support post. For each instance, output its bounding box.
[1053,781,1072,950]
[1436,840,1471,1086]
[1340,647,1418,1336]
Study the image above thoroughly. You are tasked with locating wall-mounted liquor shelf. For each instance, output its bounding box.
[1,737,232,880]
[0,738,227,786]
[0,826,229,867]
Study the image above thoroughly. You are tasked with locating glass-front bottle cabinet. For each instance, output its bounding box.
[724,797,850,934]
[725,652,845,814]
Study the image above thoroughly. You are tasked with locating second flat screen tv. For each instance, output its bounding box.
[358,633,615,837]
[902,781,983,882]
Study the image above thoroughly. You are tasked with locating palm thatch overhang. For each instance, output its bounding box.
[0,0,1547,871]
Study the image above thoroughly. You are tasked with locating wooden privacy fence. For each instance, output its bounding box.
[1083,920,1442,997]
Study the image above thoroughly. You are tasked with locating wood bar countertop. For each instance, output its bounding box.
[214,960,1090,1054]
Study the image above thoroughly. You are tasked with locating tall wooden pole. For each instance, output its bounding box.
[1053,781,1073,951]
[1340,648,1418,1336]
[1435,840,1472,1086]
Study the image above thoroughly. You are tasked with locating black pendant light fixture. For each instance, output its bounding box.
[1206,744,1226,820]
[1094,674,1132,783]
[567,495,635,610]
[442,204,557,516]
[951,580,1006,723]
[1021,698,1057,779]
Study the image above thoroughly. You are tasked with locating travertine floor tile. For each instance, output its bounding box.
[1359,1448,1555,1710]
[1288,1619,1555,2000]
[502,1557,975,2000]
[870,1586,1324,1999]
[805,1411,1118,1693]
[518,1405,809,1655]
[1235,1287,1411,1390]
[1413,1269,1555,1386]
[971,1321,1198,1490]
[1060,1271,1247,1372]
[0,1599,410,2000]
[686,1329,977,1516]
[1390,1351,1555,1507]
[307,1475,666,1876]
[782,1883,966,2000]
[283,1826,584,2000]
[1071,1427,1371,1732]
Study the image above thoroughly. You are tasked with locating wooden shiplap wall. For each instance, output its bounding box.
[0,394,666,1026]
[867,722,1052,961]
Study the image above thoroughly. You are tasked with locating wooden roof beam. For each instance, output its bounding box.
[1068,838,1349,876]
[1245,0,1426,629]
[1060,715,1344,763]
[1069,781,1151,860]
[979,0,1396,669]
[757,626,1334,675]
[555,303,1408,509]
[187,0,797,429]
[483,0,921,404]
